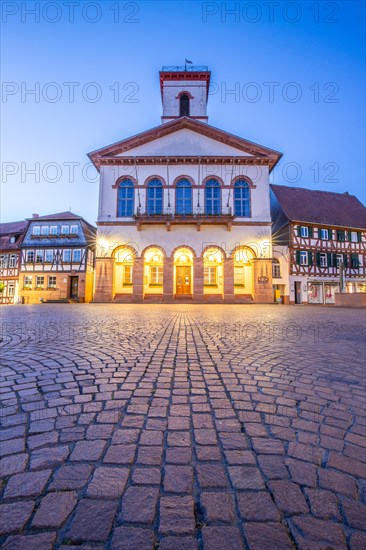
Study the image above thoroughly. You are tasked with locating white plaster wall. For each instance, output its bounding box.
[98,163,271,223]
[162,81,207,118]
[116,130,253,157]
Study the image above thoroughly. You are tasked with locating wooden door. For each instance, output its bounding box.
[176,266,191,295]
[70,276,79,299]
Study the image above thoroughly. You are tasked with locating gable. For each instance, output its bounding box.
[116,129,254,157]
[89,117,282,171]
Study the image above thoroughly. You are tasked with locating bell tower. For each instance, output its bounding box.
[159,65,211,124]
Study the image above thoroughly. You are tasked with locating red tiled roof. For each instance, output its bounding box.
[26,211,81,221]
[270,185,366,229]
[0,220,28,235]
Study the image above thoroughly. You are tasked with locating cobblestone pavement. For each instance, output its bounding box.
[0,304,365,550]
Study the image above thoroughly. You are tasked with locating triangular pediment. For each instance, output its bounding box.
[88,117,282,170]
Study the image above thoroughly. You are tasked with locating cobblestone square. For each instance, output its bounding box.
[0,304,365,549]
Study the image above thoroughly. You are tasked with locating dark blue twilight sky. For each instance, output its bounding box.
[1,0,365,223]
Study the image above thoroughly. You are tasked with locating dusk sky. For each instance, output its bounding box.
[1,0,365,224]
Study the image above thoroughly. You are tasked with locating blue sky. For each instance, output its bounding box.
[1,0,365,223]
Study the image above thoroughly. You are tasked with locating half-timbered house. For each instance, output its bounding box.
[270,185,366,304]
[19,212,96,304]
[0,220,28,304]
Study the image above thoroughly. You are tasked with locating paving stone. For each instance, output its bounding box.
[164,465,193,493]
[0,532,56,549]
[0,425,25,441]
[342,498,366,530]
[27,431,58,450]
[136,446,163,465]
[110,526,155,550]
[244,522,293,549]
[237,491,280,521]
[349,531,366,549]
[159,496,195,534]
[31,491,78,528]
[3,469,51,499]
[30,445,69,469]
[158,536,197,550]
[104,444,136,464]
[0,438,25,457]
[111,429,140,444]
[0,501,35,535]
[318,467,357,498]
[49,464,93,490]
[304,488,340,519]
[166,447,192,464]
[290,516,346,546]
[0,453,28,477]
[70,439,106,461]
[196,464,228,488]
[201,492,236,523]
[132,467,161,485]
[269,480,309,514]
[286,458,317,487]
[65,499,118,542]
[86,423,114,439]
[119,486,159,524]
[196,445,221,461]
[202,526,244,550]
[87,466,129,498]
[228,466,265,489]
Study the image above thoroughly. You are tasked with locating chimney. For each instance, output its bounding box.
[32,213,39,218]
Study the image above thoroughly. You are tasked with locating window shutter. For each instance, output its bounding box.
[332,253,338,267]
[357,232,362,243]
[316,252,321,266]
[351,253,359,268]
[329,229,333,240]
[343,254,348,267]
[297,226,301,237]
[308,227,313,238]
[308,252,313,266]
[296,250,301,264]
[327,253,332,266]
[348,231,352,242]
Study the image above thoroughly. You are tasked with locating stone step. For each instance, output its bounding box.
[235,294,254,303]
[44,299,71,304]
[203,295,224,303]
[113,294,133,303]
[144,294,163,303]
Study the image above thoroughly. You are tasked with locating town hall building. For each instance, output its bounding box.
[89,65,282,303]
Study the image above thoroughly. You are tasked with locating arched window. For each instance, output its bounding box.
[234,180,251,217]
[205,179,221,215]
[117,179,134,217]
[176,179,192,215]
[147,179,163,215]
[179,94,190,116]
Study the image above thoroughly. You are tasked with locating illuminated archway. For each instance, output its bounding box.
[144,247,164,295]
[203,247,224,295]
[113,246,136,295]
[233,246,255,295]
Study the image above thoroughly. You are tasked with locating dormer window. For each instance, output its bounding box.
[9,236,16,244]
[32,226,41,236]
[179,93,190,116]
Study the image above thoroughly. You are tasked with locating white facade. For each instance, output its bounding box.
[90,66,281,303]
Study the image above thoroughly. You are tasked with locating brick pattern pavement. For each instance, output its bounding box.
[0,304,365,549]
